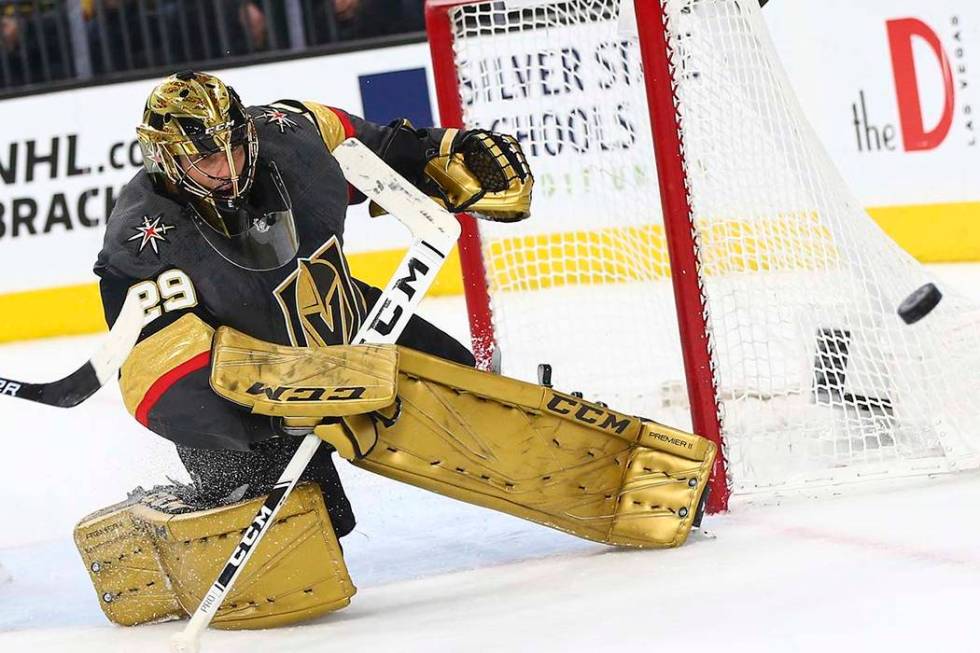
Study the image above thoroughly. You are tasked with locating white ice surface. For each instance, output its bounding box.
[2,265,980,652]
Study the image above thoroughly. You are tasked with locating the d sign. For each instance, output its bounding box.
[887,18,955,152]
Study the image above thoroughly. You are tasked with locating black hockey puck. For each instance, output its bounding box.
[898,283,942,325]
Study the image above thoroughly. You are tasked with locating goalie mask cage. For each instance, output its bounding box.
[425,0,980,512]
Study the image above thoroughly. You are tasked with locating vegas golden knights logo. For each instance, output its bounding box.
[273,237,367,347]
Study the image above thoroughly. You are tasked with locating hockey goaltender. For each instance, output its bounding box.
[72,71,716,629]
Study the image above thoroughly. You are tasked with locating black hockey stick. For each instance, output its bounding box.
[0,291,144,407]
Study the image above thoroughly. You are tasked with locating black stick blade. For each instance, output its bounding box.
[0,363,102,408]
[0,290,144,409]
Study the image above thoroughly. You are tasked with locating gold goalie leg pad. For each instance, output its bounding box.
[74,482,355,629]
[354,348,716,548]
[206,328,716,548]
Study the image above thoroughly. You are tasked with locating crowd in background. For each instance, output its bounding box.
[0,0,427,92]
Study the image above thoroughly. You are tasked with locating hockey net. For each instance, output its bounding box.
[426,0,980,510]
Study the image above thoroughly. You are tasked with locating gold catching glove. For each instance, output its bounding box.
[424,129,533,222]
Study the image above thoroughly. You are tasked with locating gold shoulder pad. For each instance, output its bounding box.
[295,101,352,152]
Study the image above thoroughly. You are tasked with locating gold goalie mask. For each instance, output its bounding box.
[136,71,300,272]
[137,71,258,219]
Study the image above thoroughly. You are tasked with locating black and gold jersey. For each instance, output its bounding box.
[94,102,473,451]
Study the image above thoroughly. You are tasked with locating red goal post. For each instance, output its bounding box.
[424,0,980,514]
[426,0,729,511]
[426,0,497,371]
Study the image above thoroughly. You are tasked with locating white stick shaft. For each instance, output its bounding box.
[176,434,320,646]
[173,139,461,651]
[92,288,147,384]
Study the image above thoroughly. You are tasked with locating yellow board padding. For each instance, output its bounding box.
[1,200,978,343]
[483,202,980,291]
[484,214,836,291]
[867,202,980,263]
[0,282,106,343]
[348,243,464,297]
[0,248,465,344]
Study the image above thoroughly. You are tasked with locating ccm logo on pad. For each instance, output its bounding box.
[546,394,632,435]
[246,383,367,402]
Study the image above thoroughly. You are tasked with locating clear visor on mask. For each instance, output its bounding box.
[190,162,299,271]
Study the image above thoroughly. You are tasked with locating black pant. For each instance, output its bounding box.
[177,286,475,538]
[177,437,357,537]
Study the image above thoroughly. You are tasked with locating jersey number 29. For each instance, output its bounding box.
[131,269,198,325]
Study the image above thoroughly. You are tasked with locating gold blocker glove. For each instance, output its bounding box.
[211,327,716,549]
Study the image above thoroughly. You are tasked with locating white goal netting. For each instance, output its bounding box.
[441,0,980,495]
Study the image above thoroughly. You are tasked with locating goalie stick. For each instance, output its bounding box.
[170,138,462,653]
[0,290,144,408]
